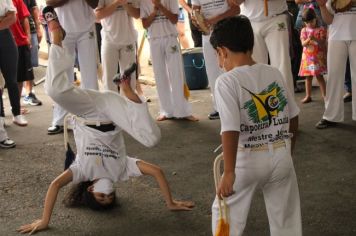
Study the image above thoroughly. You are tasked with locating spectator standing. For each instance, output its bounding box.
[46,0,99,134]
[0,0,26,130]
[315,0,356,128]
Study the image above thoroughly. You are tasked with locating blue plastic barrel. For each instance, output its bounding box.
[182,47,209,90]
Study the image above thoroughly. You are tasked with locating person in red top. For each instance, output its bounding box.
[9,0,38,126]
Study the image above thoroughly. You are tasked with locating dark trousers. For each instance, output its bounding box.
[0,29,21,116]
[345,58,351,93]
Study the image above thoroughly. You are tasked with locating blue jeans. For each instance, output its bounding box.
[30,33,39,67]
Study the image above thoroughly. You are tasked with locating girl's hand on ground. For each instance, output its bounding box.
[17,219,48,235]
[168,200,195,211]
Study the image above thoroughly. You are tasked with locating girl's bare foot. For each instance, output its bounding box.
[177,115,199,121]
[167,200,195,211]
[156,115,170,121]
[301,96,312,104]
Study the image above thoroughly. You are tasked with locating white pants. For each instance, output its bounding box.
[251,14,294,96]
[149,36,192,118]
[0,117,8,141]
[101,41,136,92]
[323,40,356,122]
[51,28,99,126]
[203,34,223,112]
[212,144,302,236]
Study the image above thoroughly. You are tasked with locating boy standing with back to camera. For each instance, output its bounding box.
[210,16,302,236]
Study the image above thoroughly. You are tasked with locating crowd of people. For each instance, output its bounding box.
[0,0,355,235]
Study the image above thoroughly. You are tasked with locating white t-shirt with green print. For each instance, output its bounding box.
[215,63,299,149]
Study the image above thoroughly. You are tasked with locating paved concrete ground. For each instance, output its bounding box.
[0,65,355,236]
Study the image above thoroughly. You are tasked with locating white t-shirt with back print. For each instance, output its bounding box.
[0,0,16,17]
[240,0,288,22]
[140,0,178,39]
[191,0,229,19]
[97,0,139,45]
[215,64,299,149]
[326,0,356,41]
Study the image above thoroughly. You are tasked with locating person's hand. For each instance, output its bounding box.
[17,219,48,235]
[227,0,238,7]
[115,0,127,5]
[315,0,327,7]
[37,28,43,44]
[27,36,32,49]
[167,200,195,211]
[151,0,161,8]
[217,172,235,199]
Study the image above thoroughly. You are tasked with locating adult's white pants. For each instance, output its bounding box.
[250,14,294,96]
[0,117,8,141]
[202,34,223,112]
[323,40,356,122]
[148,36,192,118]
[101,41,137,93]
[51,28,99,126]
[212,143,302,236]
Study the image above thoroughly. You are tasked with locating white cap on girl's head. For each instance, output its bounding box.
[93,178,114,195]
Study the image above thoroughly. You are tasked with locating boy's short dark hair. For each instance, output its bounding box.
[302,7,316,22]
[210,15,254,53]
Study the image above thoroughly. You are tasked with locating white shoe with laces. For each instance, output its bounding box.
[0,138,16,149]
[13,115,28,126]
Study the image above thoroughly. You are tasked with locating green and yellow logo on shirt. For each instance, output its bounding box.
[243,82,287,125]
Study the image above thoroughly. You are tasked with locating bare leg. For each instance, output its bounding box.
[316,74,326,100]
[301,76,312,103]
[177,22,190,49]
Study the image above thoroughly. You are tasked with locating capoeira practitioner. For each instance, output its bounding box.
[229,0,295,95]
[210,16,302,235]
[46,0,99,135]
[95,0,139,92]
[140,0,198,121]
[191,0,239,120]
[315,0,356,129]
[17,8,194,234]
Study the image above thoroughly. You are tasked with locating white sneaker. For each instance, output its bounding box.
[13,115,28,126]
[0,138,16,149]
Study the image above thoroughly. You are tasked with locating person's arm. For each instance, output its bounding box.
[152,0,178,24]
[0,11,16,30]
[205,5,240,27]
[46,0,70,8]
[289,116,298,153]
[31,5,43,43]
[137,161,195,211]
[17,170,73,234]
[316,0,334,24]
[179,0,192,14]
[123,2,140,19]
[295,0,312,4]
[300,28,312,47]
[227,0,244,7]
[141,9,157,29]
[95,0,125,20]
[20,17,32,47]
[217,131,239,199]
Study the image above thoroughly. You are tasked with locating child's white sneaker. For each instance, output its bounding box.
[13,115,28,127]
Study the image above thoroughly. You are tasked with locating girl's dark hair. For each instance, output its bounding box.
[210,15,254,53]
[63,181,116,211]
[302,7,316,22]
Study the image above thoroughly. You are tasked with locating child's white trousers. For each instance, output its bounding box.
[212,143,302,236]
[149,35,192,118]
[323,40,356,122]
[250,14,294,96]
